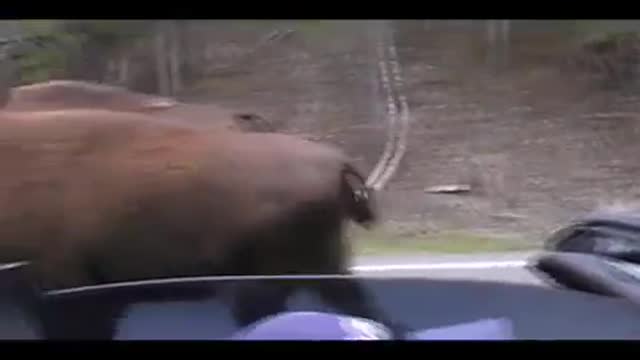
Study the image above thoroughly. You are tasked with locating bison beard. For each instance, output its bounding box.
[0,109,406,338]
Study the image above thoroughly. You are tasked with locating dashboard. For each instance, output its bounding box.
[41,276,640,340]
[3,261,640,340]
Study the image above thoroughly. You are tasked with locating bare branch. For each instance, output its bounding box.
[367,23,411,191]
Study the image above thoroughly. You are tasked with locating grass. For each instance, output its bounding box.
[348,225,537,256]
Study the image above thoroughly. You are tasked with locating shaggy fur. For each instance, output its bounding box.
[0,109,395,331]
[5,80,177,113]
[2,80,270,132]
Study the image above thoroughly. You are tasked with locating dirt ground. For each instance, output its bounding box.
[178,21,640,247]
[390,26,640,244]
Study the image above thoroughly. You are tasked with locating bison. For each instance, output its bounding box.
[0,109,405,337]
[4,80,177,113]
[3,80,273,132]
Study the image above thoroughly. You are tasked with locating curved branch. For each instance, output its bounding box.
[366,42,399,188]
[367,26,411,191]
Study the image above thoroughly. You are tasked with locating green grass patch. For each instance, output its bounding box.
[348,225,536,256]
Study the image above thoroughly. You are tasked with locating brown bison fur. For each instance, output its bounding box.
[5,80,177,113]
[0,109,402,333]
[3,80,271,132]
[151,102,273,132]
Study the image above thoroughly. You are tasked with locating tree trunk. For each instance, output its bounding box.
[0,62,11,107]
[486,20,498,69]
[500,20,511,68]
[486,20,511,71]
[117,52,129,85]
[167,20,182,95]
[154,21,171,96]
[179,21,196,83]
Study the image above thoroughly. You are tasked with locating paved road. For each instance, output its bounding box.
[351,251,546,286]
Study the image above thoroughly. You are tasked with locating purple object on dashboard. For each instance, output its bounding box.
[231,311,392,340]
[230,311,516,340]
[407,318,515,340]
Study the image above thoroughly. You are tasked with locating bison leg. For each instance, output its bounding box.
[228,279,293,328]
[226,265,297,328]
[310,277,410,339]
[282,201,410,337]
[306,260,411,338]
[228,201,409,337]
[220,230,295,328]
[294,206,410,338]
[226,201,344,328]
[33,252,101,291]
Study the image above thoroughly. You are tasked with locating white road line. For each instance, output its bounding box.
[351,260,528,273]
